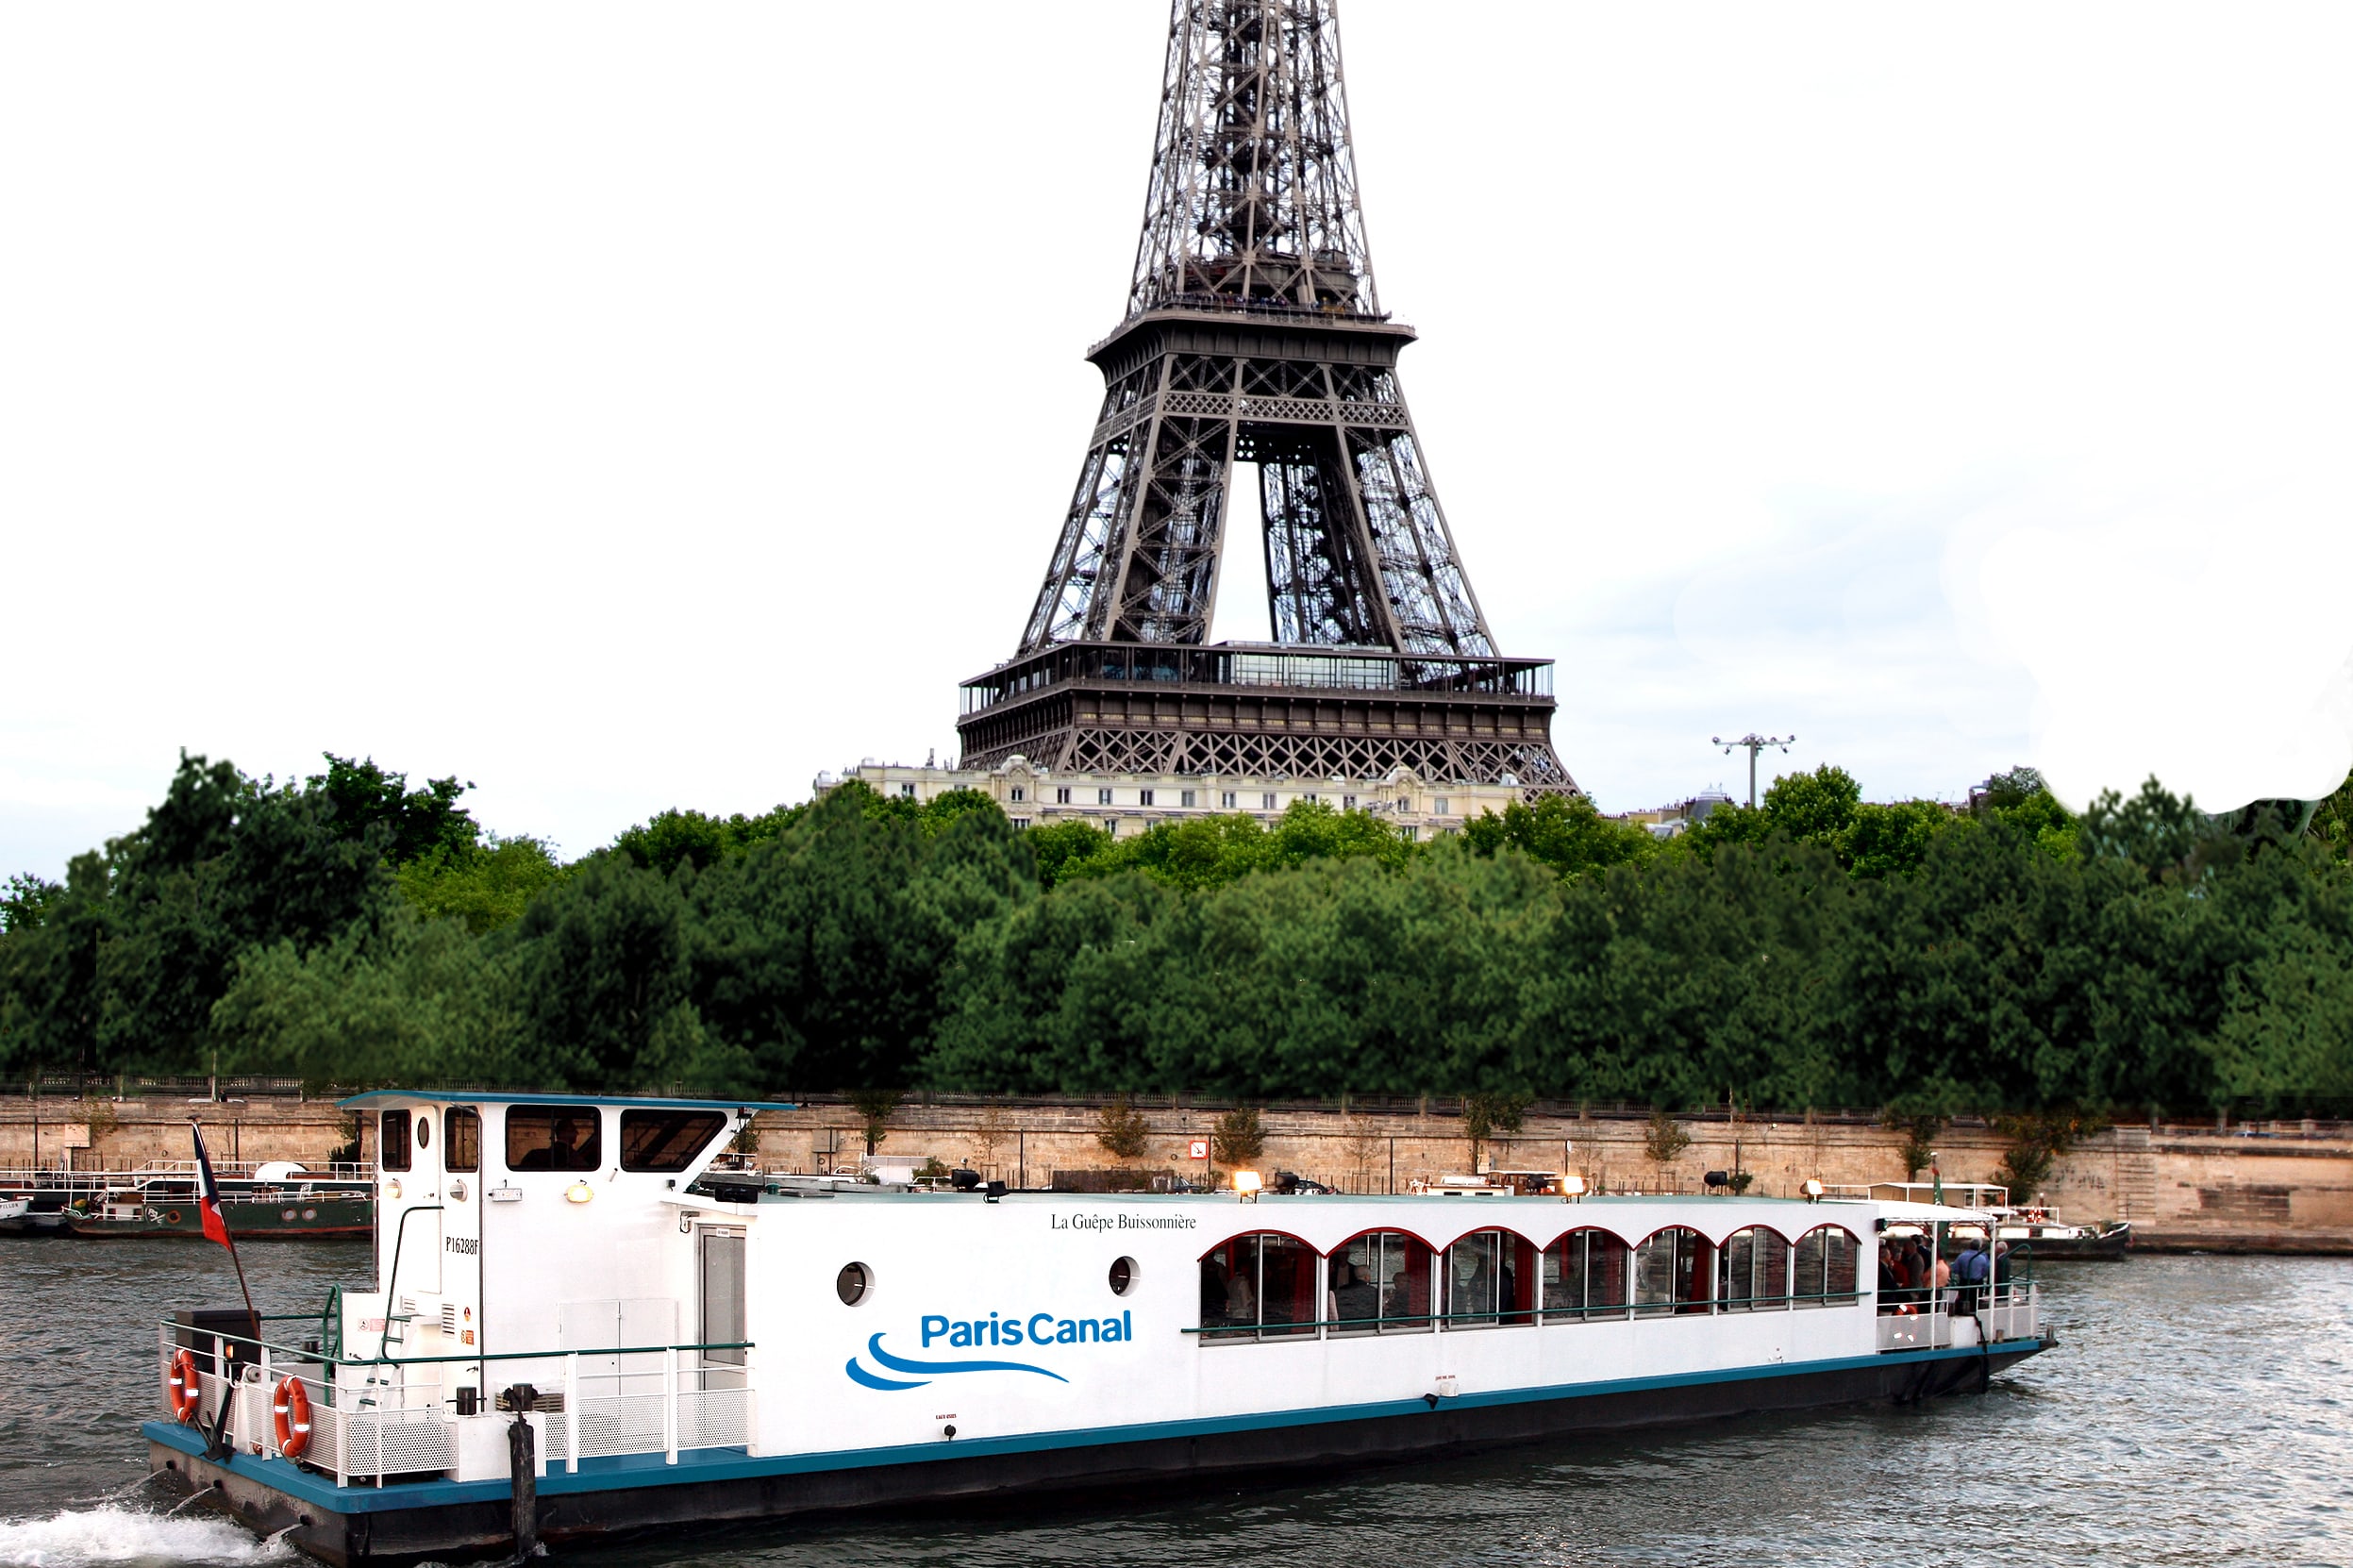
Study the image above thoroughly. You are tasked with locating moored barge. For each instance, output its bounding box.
[145,1093,2051,1564]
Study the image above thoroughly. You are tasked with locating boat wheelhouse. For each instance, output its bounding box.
[145,1093,2050,1565]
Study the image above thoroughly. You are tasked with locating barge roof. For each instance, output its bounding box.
[337,1090,798,1110]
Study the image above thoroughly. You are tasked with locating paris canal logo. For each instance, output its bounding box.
[843,1309,1132,1391]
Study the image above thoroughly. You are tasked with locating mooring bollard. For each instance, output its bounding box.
[504,1383,539,1561]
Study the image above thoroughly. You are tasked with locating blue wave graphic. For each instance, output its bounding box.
[843,1355,927,1392]
[866,1333,1070,1382]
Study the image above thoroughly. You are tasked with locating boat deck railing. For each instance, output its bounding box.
[1875,1281,2041,1351]
[157,1320,755,1489]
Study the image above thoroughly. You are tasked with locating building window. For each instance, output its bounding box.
[1342,794,1357,811]
[1261,792,1277,810]
[1542,1228,1630,1323]
[1398,797,1413,814]
[1633,1227,1714,1317]
[1300,792,1317,806]
[1098,787,1114,806]
[1010,786,1025,802]
[1434,796,1451,815]
[379,1110,411,1172]
[1794,1226,1861,1306]
[619,1109,728,1173]
[1139,789,1155,807]
[1010,817,1029,830]
[1444,1229,1535,1328]
[1329,1230,1433,1337]
[1180,790,1196,809]
[505,1106,603,1173]
[899,783,916,799]
[1056,787,1072,805]
[445,1108,480,1174]
[1198,1233,1320,1343]
[1719,1226,1792,1312]
[1222,792,1238,809]
[1404,826,1418,842]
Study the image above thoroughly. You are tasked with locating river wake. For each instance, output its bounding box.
[0,1506,292,1568]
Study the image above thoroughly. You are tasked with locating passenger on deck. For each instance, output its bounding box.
[1225,1264,1259,1324]
[1993,1242,2013,1287]
[1331,1259,1377,1326]
[1385,1269,1414,1323]
[1200,1259,1228,1324]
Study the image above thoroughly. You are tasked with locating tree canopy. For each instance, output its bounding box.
[6,752,2350,1117]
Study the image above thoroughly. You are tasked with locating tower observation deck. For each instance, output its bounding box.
[956,0,1575,795]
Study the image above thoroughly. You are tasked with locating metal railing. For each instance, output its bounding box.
[157,1321,756,1489]
[1188,1289,1873,1342]
[1874,1282,2041,1351]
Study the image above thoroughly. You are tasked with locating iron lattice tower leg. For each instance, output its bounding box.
[978,0,1573,794]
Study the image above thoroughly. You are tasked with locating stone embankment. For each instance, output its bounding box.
[5,1093,2347,1254]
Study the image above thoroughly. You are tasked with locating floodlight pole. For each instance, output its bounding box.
[1711,733,1794,809]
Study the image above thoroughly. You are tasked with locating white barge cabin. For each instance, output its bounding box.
[145,1093,2051,1564]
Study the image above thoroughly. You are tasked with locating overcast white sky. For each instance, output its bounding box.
[6,3,2351,876]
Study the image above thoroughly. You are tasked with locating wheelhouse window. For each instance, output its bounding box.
[445,1109,480,1173]
[1633,1227,1713,1317]
[379,1110,411,1172]
[1330,1230,1434,1336]
[1719,1226,1791,1311]
[620,1109,728,1173]
[1444,1229,1536,1328]
[1198,1233,1318,1342]
[1542,1228,1629,1323]
[1794,1225,1861,1305]
[506,1106,603,1172]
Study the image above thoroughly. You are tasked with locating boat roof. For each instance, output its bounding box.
[338,1090,798,1111]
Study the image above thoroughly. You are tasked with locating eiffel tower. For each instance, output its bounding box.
[956,0,1575,796]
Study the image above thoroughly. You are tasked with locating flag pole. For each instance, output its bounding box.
[191,1121,262,1349]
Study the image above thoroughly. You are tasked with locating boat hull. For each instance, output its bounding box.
[147,1337,2046,1567]
[67,1195,371,1240]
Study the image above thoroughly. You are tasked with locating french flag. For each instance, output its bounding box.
[191,1122,233,1249]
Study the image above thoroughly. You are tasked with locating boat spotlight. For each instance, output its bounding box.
[565,1181,594,1205]
[1232,1170,1262,1202]
[1802,1177,1825,1202]
[1560,1174,1587,1201]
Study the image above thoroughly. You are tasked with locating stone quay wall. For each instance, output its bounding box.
[5,1093,2347,1253]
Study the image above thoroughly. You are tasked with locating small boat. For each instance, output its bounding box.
[1843,1183,2132,1260]
[65,1163,372,1240]
[0,1196,27,1225]
[140,1091,2050,1565]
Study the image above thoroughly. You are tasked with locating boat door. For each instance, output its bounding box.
[698,1227,746,1391]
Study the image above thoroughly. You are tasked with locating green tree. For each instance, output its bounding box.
[1460,1090,1531,1171]
[396,835,568,935]
[1095,1095,1150,1163]
[309,754,479,865]
[1461,793,1658,880]
[1211,1105,1265,1168]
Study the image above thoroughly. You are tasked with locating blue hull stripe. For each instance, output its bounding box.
[145,1337,2042,1517]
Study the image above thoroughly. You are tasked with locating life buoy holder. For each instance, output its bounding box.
[273,1376,312,1458]
[168,1349,202,1423]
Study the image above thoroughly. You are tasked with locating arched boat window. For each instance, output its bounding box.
[1328,1230,1434,1337]
[1719,1226,1791,1312]
[445,1109,480,1174]
[506,1106,603,1172]
[620,1109,728,1173]
[1542,1227,1629,1324]
[379,1111,411,1173]
[1794,1225,1861,1306]
[1444,1229,1537,1329]
[1198,1233,1318,1343]
[1633,1226,1714,1317]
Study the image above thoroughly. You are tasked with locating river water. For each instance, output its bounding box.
[2,1243,2346,1567]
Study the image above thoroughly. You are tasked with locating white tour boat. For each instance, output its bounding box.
[145,1093,2051,1564]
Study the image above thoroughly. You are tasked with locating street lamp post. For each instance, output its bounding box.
[1711,733,1794,809]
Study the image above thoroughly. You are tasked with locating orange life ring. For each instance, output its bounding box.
[273,1376,312,1459]
[168,1349,202,1423]
[164,1209,183,1226]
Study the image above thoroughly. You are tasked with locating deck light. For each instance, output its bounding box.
[384,1179,402,1202]
[1802,1178,1825,1201]
[1232,1170,1262,1201]
[1560,1174,1586,1201]
[565,1181,594,1205]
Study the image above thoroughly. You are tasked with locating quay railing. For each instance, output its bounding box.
[157,1319,755,1489]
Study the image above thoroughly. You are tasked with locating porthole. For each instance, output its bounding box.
[415,1114,432,1149]
[836,1261,872,1306]
[1109,1256,1139,1296]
